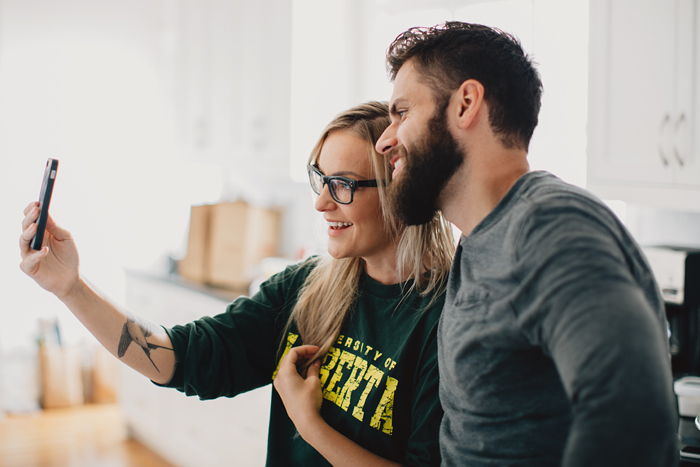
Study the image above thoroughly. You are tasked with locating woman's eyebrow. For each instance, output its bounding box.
[331,170,365,178]
[317,166,366,178]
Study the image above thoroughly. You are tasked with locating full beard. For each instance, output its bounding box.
[388,106,464,226]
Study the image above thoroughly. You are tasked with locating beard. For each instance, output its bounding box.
[387,105,464,226]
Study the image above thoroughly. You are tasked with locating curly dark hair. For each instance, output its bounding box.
[386,22,543,150]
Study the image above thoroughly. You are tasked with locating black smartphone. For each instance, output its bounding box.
[31,158,59,250]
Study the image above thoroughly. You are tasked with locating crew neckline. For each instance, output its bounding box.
[361,272,415,299]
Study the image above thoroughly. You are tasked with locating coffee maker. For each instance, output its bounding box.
[643,246,700,377]
[645,247,700,465]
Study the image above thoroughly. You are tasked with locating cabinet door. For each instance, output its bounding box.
[674,0,700,187]
[588,0,675,184]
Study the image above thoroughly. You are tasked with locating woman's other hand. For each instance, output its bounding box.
[274,344,324,437]
[19,201,80,299]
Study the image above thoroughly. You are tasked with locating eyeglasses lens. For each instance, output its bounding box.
[308,166,354,204]
[308,168,322,195]
[330,179,352,204]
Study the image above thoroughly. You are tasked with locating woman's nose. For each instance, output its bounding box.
[314,184,336,212]
[376,124,397,155]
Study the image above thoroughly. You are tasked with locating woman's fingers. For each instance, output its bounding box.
[20,207,71,257]
[306,359,321,381]
[282,346,303,366]
[277,345,321,378]
[19,222,38,255]
[44,214,71,241]
[23,201,39,216]
[285,345,320,371]
[19,246,49,276]
[288,345,320,360]
[21,205,40,232]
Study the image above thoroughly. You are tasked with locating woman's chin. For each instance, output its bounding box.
[327,250,345,260]
[326,244,350,260]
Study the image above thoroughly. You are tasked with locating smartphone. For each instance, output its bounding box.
[31,158,59,250]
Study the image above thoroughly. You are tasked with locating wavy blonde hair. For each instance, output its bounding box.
[285,101,455,364]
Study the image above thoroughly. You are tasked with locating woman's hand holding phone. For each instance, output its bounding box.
[19,201,80,300]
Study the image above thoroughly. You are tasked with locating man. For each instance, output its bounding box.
[375,22,678,466]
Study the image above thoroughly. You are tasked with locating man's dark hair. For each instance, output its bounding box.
[386,22,543,150]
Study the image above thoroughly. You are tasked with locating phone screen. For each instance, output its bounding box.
[31,158,59,250]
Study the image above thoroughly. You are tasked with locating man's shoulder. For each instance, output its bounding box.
[517,171,605,212]
[509,172,619,239]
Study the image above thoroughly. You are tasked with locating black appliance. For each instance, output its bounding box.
[644,246,700,377]
[644,246,700,466]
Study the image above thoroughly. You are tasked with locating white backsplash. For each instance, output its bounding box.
[626,205,700,250]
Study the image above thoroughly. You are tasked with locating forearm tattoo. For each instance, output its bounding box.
[117,312,173,372]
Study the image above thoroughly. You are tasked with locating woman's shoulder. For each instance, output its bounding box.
[259,256,321,289]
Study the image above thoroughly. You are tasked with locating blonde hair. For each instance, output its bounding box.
[285,101,455,364]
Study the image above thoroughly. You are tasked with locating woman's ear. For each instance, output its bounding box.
[453,79,485,130]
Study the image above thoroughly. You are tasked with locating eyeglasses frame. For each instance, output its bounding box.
[307,164,380,205]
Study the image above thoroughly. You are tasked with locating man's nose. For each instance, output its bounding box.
[376,125,397,155]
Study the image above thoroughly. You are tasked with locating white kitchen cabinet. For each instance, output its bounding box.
[163,0,292,183]
[587,0,700,211]
[122,270,270,467]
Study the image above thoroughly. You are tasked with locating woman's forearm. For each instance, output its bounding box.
[60,276,176,384]
[299,416,403,467]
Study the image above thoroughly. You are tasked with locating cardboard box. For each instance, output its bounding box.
[179,204,212,283]
[39,345,84,409]
[92,346,119,404]
[179,201,281,291]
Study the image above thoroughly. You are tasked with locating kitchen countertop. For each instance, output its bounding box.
[680,416,700,465]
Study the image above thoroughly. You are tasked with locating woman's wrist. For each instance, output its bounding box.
[296,412,327,445]
[57,274,87,304]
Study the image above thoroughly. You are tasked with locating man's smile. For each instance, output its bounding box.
[390,154,405,180]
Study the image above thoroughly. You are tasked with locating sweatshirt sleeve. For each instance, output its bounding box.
[157,260,314,400]
[513,202,678,467]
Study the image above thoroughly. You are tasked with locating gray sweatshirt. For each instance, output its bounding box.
[438,171,678,466]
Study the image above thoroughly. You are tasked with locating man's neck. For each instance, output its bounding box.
[440,145,530,237]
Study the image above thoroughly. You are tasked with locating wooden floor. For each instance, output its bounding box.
[0,404,177,467]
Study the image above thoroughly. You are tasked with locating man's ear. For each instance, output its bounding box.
[453,79,485,130]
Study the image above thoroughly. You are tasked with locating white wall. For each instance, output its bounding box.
[0,0,324,354]
[0,0,591,351]
[626,205,700,249]
[0,0,296,351]
[2,0,694,355]
[0,0,191,351]
[290,0,590,189]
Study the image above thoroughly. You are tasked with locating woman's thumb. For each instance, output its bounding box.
[306,359,321,380]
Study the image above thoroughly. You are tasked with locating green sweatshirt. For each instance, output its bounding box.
[160,258,444,466]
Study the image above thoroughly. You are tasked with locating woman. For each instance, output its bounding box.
[19,102,455,466]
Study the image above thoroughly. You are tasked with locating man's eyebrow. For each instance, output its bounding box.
[389,99,408,116]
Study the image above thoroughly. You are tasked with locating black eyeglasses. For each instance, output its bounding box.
[307,165,380,204]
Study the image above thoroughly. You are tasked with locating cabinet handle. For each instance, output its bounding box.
[673,113,686,167]
[657,114,671,166]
